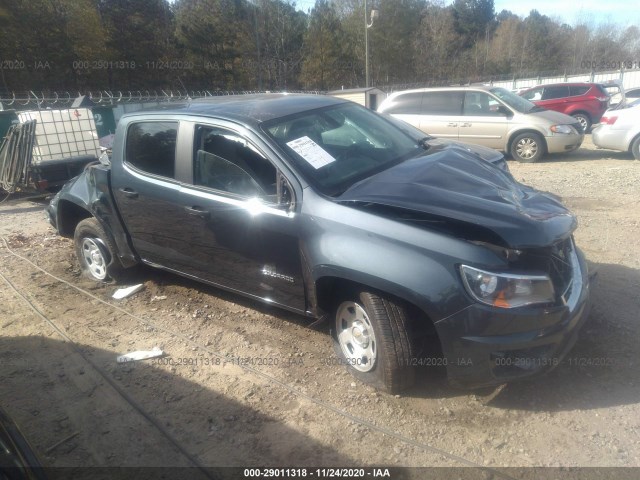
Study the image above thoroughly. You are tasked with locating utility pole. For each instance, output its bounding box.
[365,0,369,88]
[252,0,262,90]
[365,1,378,88]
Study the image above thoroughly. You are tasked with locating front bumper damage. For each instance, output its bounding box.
[435,244,591,389]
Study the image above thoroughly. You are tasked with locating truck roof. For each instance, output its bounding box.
[120,94,347,126]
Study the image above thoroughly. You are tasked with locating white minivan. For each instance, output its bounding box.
[378,86,584,162]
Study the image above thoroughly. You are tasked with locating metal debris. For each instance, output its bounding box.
[112,284,144,300]
[116,347,164,364]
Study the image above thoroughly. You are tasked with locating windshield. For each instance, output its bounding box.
[262,103,424,196]
[490,87,538,113]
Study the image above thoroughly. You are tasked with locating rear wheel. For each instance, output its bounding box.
[510,132,544,163]
[74,218,125,282]
[631,136,640,160]
[572,113,591,133]
[334,291,415,393]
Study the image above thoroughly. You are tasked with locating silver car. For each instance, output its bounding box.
[378,86,584,163]
[592,103,640,159]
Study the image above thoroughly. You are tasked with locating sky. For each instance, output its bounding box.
[491,0,640,27]
[292,0,640,27]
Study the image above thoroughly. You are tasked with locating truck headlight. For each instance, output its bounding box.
[460,265,555,308]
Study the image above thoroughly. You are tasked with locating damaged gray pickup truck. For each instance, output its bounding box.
[47,94,590,393]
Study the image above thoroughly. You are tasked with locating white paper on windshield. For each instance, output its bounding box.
[286,136,336,170]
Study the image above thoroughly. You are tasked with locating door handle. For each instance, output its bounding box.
[184,206,209,219]
[118,187,138,199]
[460,123,472,127]
[447,122,458,127]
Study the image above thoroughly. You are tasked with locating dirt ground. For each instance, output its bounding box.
[1,136,639,478]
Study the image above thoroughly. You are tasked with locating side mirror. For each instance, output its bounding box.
[276,173,294,212]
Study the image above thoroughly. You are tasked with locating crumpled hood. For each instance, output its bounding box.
[338,145,576,248]
[426,137,508,170]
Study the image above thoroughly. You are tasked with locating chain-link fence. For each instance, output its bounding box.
[0,90,324,111]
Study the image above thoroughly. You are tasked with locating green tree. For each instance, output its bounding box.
[483,11,522,75]
[414,1,460,82]
[619,26,640,60]
[251,0,307,89]
[452,0,495,49]
[517,10,572,74]
[300,0,349,90]
[174,0,254,90]
[570,23,592,71]
[0,0,108,92]
[369,0,425,86]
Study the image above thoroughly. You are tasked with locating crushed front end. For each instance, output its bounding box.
[436,236,590,388]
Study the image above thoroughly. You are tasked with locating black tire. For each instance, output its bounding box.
[572,113,591,133]
[631,136,640,160]
[510,132,545,163]
[74,218,126,282]
[333,291,415,393]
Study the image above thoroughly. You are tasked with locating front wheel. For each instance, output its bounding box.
[510,132,544,163]
[334,291,415,393]
[74,218,125,282]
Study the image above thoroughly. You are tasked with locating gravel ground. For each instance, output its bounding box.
[1,137,639,478]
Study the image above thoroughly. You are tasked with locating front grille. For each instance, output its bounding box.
[509,237,575,302]
[548,238,574,297]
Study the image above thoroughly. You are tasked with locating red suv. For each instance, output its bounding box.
[519,83,610,132]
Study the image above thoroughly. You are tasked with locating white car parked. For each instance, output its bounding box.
[592,102,640,160]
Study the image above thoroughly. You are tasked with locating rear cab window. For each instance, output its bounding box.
[125,121,178,178]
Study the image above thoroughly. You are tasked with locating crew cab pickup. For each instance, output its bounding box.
[47,94,590,393]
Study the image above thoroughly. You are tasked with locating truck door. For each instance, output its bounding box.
[110,120,188,268]
[176,123,306,312]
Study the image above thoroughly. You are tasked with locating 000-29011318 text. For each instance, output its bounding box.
[243,468,392,477]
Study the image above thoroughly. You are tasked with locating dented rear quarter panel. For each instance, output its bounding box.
[48,164,138,268]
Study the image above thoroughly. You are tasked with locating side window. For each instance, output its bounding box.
[463,92,503,116]
[193,126,278,200]
[125,122,178,178]
[421,91,464,115]
[570,86,590,96]
[384,92,424,114]
[542,86,569,100]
